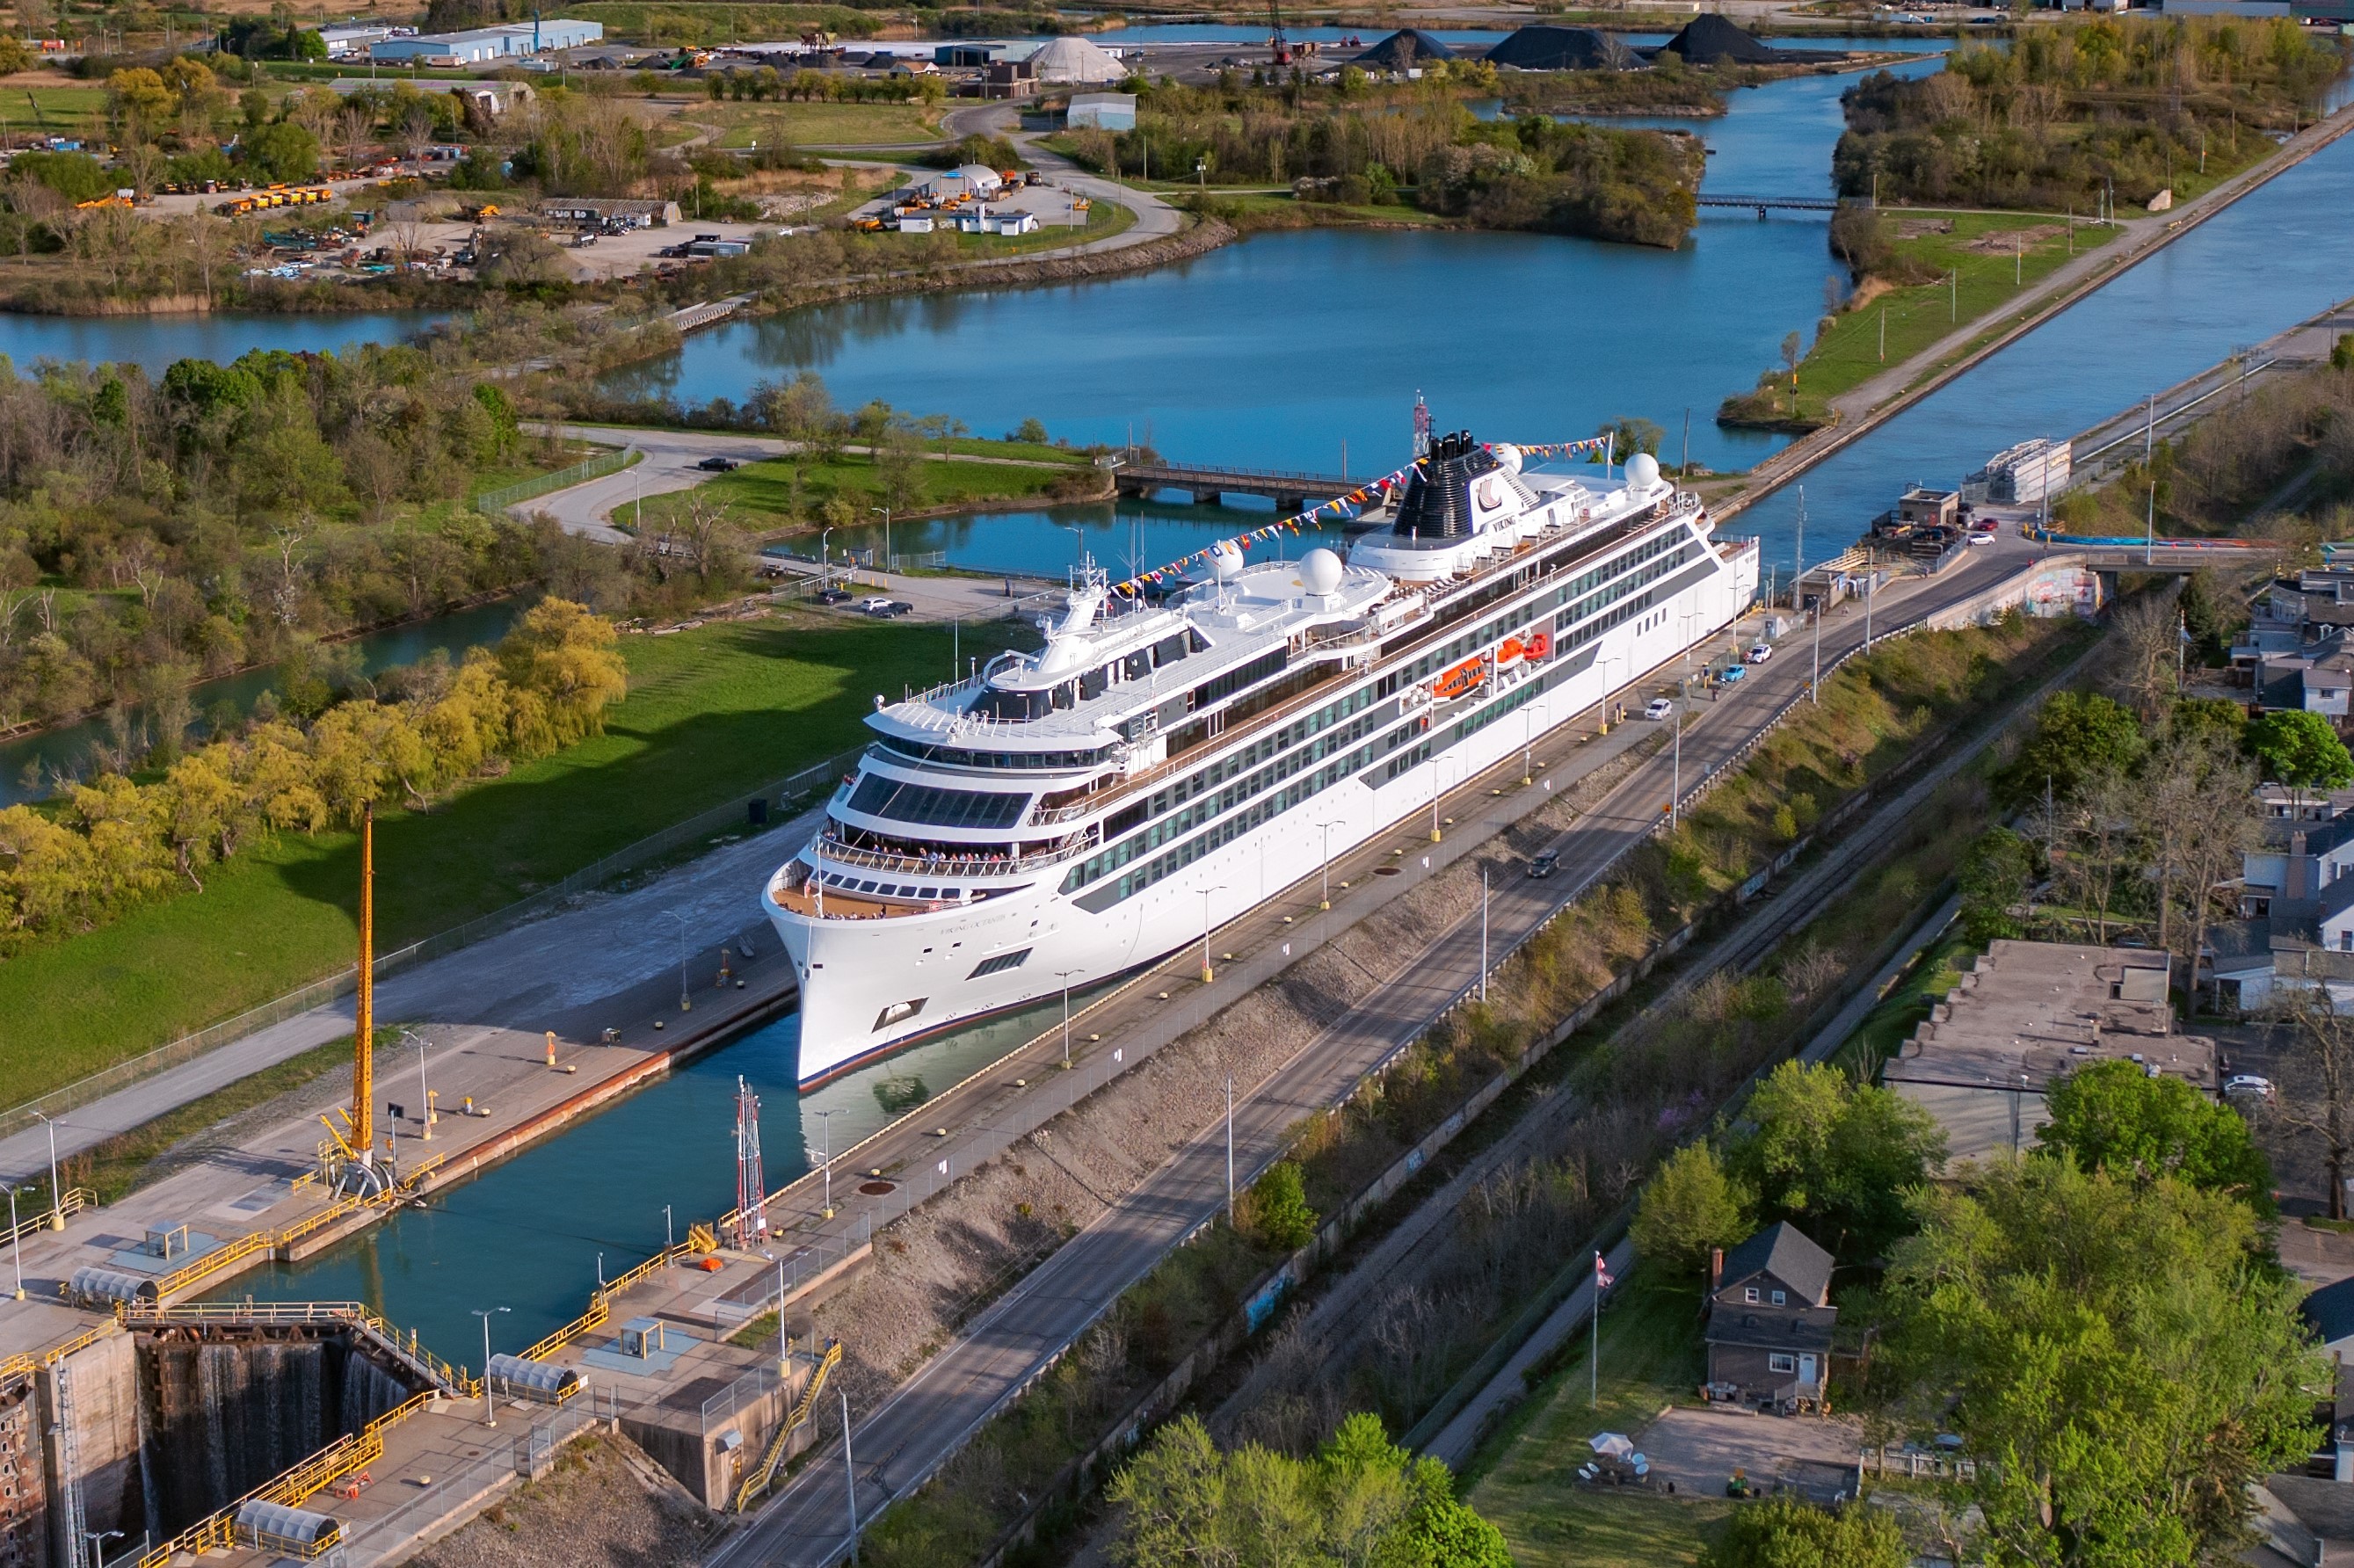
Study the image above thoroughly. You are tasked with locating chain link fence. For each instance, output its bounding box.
[475,449,636,516]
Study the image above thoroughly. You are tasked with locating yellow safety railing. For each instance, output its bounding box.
[133,1389,434,1568]
[0,1186,95,1248]
[0,1320,118,1394]
[520,1229,716,1364]
[113,1299,483,1397]
[143,1154,443,1304]
[733,1338,843,1514]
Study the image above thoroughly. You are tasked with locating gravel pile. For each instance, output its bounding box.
[410,1434,715,1568]
[812,737,1657,1416]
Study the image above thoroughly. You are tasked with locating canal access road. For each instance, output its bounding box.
[714,530,2055,1568]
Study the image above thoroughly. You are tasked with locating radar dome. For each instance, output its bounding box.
[1208,541,1245,581]
[1490,443,1523,475]
[1299,548,1344,597]
[1626,453,1661,490]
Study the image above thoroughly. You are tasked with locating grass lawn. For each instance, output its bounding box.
[0,85,109,135]
[945,197,1135,255]
[636,447,1098,534]
[0,614,1015,1099]
[1728,211,2121,425]
[1466,1270,1727,1566]
[461,440,616,502]
[671,100,943,149]
[570,0,884,47]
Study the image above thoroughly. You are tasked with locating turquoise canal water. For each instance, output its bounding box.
[209,988,1110,1362]
[599,61,1946,483]
[0,599,523,807]
[0,310,447,373]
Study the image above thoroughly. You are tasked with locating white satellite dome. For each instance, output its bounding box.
[1625,452,1660,490]
[1298,548,1344,596]
[1208,541,1245,581]
[1490,443,1523,475]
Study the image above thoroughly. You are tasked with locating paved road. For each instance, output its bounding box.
[716,541,2042,1566]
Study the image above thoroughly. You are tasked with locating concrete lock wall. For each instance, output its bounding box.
[1,1377,49,1568]
[621,1377,797,1510]
[41,1333,140,1568]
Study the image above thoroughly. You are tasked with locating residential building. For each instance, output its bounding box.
[983,59,1038,98]
[1703,1223,1836,1410]
[1883,940,2210,1165]
[2212,792,2354,1010]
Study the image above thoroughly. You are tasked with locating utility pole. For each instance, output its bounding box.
[1224,1075,1235,1221]
[1479,867,1490,1001]
[1056,970,1080,1067]
[2146,483,2156,566]
[841,1391,860,1563]
[1199,887,1224,983]
[1811,603,1821,705]
[472,1306,510,1426]
[1792,484,1806,606]
[813,1107,842,1218]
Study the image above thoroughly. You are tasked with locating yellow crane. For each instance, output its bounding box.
[319,804,378,1190]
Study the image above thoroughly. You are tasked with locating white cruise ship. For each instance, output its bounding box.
[763,434,1759,1085]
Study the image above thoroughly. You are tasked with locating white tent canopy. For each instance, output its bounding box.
[1587,1433,1635,1458]
[1030,35,1128,83]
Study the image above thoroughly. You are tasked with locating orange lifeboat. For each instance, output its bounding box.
[1524,629,1551,663]
[1433,656,1487,702]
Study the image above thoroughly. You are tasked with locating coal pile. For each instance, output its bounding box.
[1351,29,1458,69]
[1660,14,1783,64]
[1485,25,1626,71]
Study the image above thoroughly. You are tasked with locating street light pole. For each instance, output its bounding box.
[2,1182,24,1300]
[1811,603,1821,704]
[812,1108,844,1218]
[472,1306,510,1426]
[1315,820,1340,911]
[841,1390,861,1563]
[1199,886,1226,983]
[1479,867,1490,1001]
[1224,1074,1235,1221]
[870,506,891,571]
[1056,971,1080,1067]
[401,1028,432,1143]
[31,1112,60,1227]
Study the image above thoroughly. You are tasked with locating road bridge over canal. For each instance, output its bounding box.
[1110,458,1358,512]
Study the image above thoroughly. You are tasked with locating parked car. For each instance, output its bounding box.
[857,596,895,613]
[2224,1074,2276,1100]
[815,587,852,605]
[1745,642,1772,664]
[1527,849,1559,879]
[696,455,738,472]
[1644,697,1675,721]
[866,599,914,618]
[1966,526,1995,546]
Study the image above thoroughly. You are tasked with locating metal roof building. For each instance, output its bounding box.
[369,18,602,62]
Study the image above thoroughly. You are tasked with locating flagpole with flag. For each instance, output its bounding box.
[1591,1249,1613,1409]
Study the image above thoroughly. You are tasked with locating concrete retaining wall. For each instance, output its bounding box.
[0,1377,47,1568]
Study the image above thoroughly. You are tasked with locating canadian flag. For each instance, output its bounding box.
[1594,1252,1613,1290]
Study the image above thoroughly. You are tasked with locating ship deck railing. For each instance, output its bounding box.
[815,832,1093,879]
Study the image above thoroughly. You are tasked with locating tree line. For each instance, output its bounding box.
[0,598,624,951]
[0,342,758,775]
[1833,16,2343,208]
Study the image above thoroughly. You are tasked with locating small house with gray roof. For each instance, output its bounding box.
[1704,1221,1836,1411]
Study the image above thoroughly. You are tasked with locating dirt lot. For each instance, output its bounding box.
[412,1432,717,1568]
[1632,1405,1864,1503]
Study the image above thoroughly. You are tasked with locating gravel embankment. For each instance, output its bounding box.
[411,1434,716,1568]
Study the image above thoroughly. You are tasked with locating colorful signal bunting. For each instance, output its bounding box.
[1106,438,1622,599]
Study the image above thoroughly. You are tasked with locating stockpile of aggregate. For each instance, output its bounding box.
[1660,15,1783,63]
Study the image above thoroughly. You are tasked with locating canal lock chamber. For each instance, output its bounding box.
[0,1323,432,1567]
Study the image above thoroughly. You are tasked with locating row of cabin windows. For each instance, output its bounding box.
[845,774,1030,831]
[1124,683,1378,828]
[875,736,1114,771]
[1391,528,1687,688]
[1089,727,1403,904]
[1064,701,1391,890]
[1551,543,1700,641]
[1557,553,1706,654]
[970,630,1204,723]
[1391,513,1682,663]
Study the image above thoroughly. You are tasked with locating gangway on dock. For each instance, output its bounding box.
[733,1337,844,1513]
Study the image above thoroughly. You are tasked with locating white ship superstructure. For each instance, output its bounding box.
[765,434,1759,1085]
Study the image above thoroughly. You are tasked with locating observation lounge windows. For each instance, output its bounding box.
[846,775,1030,830]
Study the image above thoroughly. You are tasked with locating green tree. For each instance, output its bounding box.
[1878,1160,2321,1566]
[240,120,320,183]
[1957,824,2035,943]
[1996,690,2144,812]
[2037,1057,2271,1204]
[1595,415,1664,460]
[2246,708,2354,795]
[1732,1061,1945,1259]
[1631,1140,1753,1277]
[1240,1160,1319,1251]
[1701,1497,1907,1568]
[1107,1413,1507,1568]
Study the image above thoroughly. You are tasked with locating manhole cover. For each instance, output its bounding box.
[1373,866,1402,877]
[859,1180,897,1195]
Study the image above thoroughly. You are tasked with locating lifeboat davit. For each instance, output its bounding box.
[1433,656,1487,703]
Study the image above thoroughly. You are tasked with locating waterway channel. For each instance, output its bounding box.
[604,58,1951,481]
[208,984,1111,1362]
[0,309,447,374]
